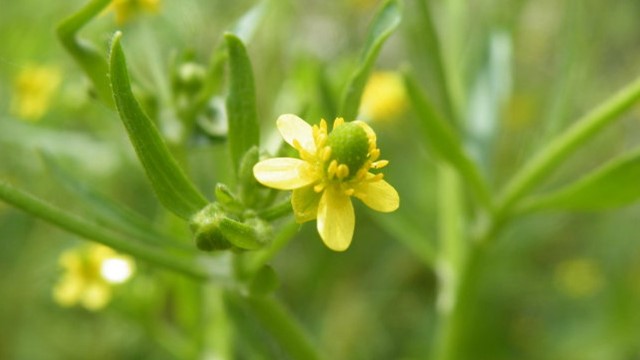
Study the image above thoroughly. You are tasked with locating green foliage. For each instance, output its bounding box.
[109,32,209,219]
[339,0,402,122]
[523,148,640,211]
[224,33,260,174]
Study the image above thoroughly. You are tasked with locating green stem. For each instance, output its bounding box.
[244,220,298,274]
[0,180,208,280]
[498,74,640,213]
[432,163,466,360]
[247,296,322,360]
[257,198,293,221]
[433,243,486,360]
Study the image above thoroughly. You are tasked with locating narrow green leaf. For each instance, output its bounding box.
[57,0,114,107]
[405,0,458,124]
[41,153,193,252]
[498,74,640,213]
[521,149,640,211]
[109,32,208,219]
[404,73,492,208]
[224,33,260,173]
[339,0,402,122]
[0,180,208,280]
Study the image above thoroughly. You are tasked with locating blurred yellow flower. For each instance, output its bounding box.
[10,65,61,121]
[359,71,407,122]
[554,257,604,299]
[109,0,160,24]
[254,114,399,251]
[53,244,135,311]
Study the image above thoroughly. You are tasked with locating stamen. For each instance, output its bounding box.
[344,188,355,196]
[337,164,350,179]
[356,167,368,181]
[316,133,327,147]
[371,160,389,169]
[333,117,344,129]
[368,173,384,182]
[320,119,328,133]
[314,183,325,193]
[327,160,338,180]
[322,146,332,162]
[369,148,380,162]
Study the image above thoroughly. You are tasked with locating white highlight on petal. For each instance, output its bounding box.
[101,258,134,284]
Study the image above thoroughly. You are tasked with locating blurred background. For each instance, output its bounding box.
[1,0,640,359]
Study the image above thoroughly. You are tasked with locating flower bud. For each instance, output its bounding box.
[190,203,232,251]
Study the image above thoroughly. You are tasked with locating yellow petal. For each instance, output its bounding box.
[253,158,318,190]
[276,114,316,154]
[354,175,399,212]
[82,282,112,311]
[317,186,355,251]
[292,186,321,223]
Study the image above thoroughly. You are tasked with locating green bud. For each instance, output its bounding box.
[190,203,232,251]
[327,122,369,176]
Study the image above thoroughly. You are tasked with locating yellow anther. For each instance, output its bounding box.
[369,148,380,162]
[337,164,350,179]
[327,160,338,179]
[333,117,345,129]
[322,146,332,162]
[369,173,384,182]
[371,160,389,169]
[344,188,355,196]
[314,183,326,193]
[320,119,328,132]
[316,133,328,147]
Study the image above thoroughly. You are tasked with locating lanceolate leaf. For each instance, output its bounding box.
[522,149,640,211]
[225,33,260,174]
[404,73,492,208]
[109,32,208,219]
[339,0,402,122]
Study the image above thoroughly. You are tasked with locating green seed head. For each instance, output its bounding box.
[326,122,369,176]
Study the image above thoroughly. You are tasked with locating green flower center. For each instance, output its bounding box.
[326,122,369,177]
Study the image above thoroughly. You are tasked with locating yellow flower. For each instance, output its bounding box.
[53,244,135,311]
[109,0,160,24]
[359,71,407,122]
[253,114,399,251]
[10,65,61,121]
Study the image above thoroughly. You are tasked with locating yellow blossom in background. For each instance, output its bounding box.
[254,114,399,251]
[109,0,160,24]
[53,244,135,311]
[359,71,407,122]
[554,257,604,299]
[10,65,61,121]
